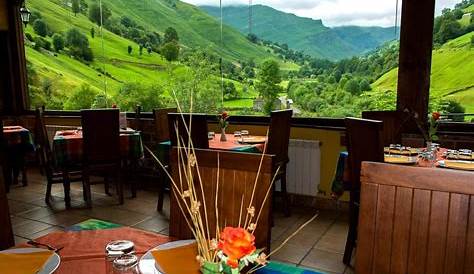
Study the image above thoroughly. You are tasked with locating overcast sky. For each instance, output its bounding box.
[183,0,460,27]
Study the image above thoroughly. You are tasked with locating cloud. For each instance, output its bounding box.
[183,0,460,27]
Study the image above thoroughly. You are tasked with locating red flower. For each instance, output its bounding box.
[111,103,117,109]
[432,112,441,121]
[218,227,256,268]
[221,111,229,120]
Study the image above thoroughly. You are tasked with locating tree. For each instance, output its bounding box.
[64,84,97,110]
[344,79,360,94]
[223,82,238,100]
[247,33,258,43]
[71,0,80,16]
[88,3,111,26]
[471,35,474,46]
[139,44,143,55]
[52,33,65,52]
[120,16,136,28]
[127,45,132,54]
[161,42,179,61]
[33,19,48,37]
[90,27,95,38]
[163,27,179,43]
[114,82,166,111]
[65,28,93,61]
[256,59,282,114]
[359,79,371,91]
[147,47,152,54]
[30,11,42,24]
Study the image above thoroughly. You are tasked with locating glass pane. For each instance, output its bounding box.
[430,0,473,122]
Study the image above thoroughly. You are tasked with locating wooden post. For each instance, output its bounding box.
[396,0,436,122]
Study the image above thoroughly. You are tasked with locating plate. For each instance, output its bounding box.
[138,240,195,274]
[438,160,474,171]
[384,155,418,164]
[238,136,267,144]
[384,147,420,155]
[0,248,60,274]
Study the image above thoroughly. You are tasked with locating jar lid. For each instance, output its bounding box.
[113,254,138,270]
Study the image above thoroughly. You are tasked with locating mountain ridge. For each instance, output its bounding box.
[200,4,398,60]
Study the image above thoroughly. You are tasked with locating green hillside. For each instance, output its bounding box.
[372,32,474,113]
[200,4,398,60]
[24,0,290,110]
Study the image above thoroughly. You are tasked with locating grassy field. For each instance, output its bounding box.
[372,31,474,113]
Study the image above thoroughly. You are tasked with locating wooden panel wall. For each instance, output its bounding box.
[169,148,274,251]
[356,162,474,274]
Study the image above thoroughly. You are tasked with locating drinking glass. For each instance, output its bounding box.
[240,130,249,142]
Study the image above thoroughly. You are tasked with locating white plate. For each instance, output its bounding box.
[0,248,60,274]
[138,240,195,274]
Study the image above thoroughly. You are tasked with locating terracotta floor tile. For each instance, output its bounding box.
[270,243,312,264]
[133,216,169,233]
[13,220,53,238]
[314,233,347,254]
[300,249,346,274]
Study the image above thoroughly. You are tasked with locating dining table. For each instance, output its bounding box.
[52,129,144,168]
[331,146,472,199]
[2,125,35,187]
[11,225,324,274]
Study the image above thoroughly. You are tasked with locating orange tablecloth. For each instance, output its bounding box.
[19,227,171,274]
[209,133,265,152]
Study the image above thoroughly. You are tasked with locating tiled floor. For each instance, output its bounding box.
[7,169,354,274]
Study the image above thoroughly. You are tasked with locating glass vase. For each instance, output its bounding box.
[220,128,227,142]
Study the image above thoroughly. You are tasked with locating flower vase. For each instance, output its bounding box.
[422,141,436,167]
[220,128,227,142]
[200,261,221,274]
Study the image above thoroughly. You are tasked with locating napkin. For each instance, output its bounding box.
[0,250,54,274]
[151,242,201,274]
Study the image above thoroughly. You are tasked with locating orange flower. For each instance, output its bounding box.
[221,111,229,120]
[432,112,441,120]
[218,227,256,267]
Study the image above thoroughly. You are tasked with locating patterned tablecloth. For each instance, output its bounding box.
[2,126,35,151]
[331,148,451,198]
[53,130,144,167]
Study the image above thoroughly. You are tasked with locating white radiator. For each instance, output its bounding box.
[285,139,321,196]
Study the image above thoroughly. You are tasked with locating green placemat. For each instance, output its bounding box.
[67,218,122,231]
[256,261,325,274]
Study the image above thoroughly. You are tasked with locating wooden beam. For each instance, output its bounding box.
[396,0,436,122]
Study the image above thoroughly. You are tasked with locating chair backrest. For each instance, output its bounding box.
[0,117,14,249]
[153,108,177,143]
[169,148,274,251]
[267,109,292,165]
[81,109,120,164]
[168,113,209,149]
[345,117,384,190]
[362,110,403,146]
[356,162,474,274]
[34,108,55,176]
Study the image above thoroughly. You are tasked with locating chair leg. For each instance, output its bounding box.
[156,175,165,212]
[82,170,92,208]
[45,179,52,204]
[281,170,291,217]
[117,170,124,205]
[62,171,71,209]
[21,167,28,187]
[343,190,359,265]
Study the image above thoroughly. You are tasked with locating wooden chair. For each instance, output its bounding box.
[81,109,123,207]
[343,117,384,265]
[168,113,209,149]
[153,108,177,143]
[153,107,177,212]
[0,117,14,249]
[356,162,474,274]
[169,148,274,251]
[35,108,82,208]
[267,109,292,217]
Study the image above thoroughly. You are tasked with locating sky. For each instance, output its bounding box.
[181,0,461,27]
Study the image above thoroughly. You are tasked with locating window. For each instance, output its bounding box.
[23,0,471,118]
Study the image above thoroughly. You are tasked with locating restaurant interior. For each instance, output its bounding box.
[1,0,474,273]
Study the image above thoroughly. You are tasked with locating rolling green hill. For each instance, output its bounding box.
[200,4,398,60]
[372,31,474,113]
[24,0,288,109]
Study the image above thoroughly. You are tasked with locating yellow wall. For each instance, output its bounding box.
[0,0,8,31]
